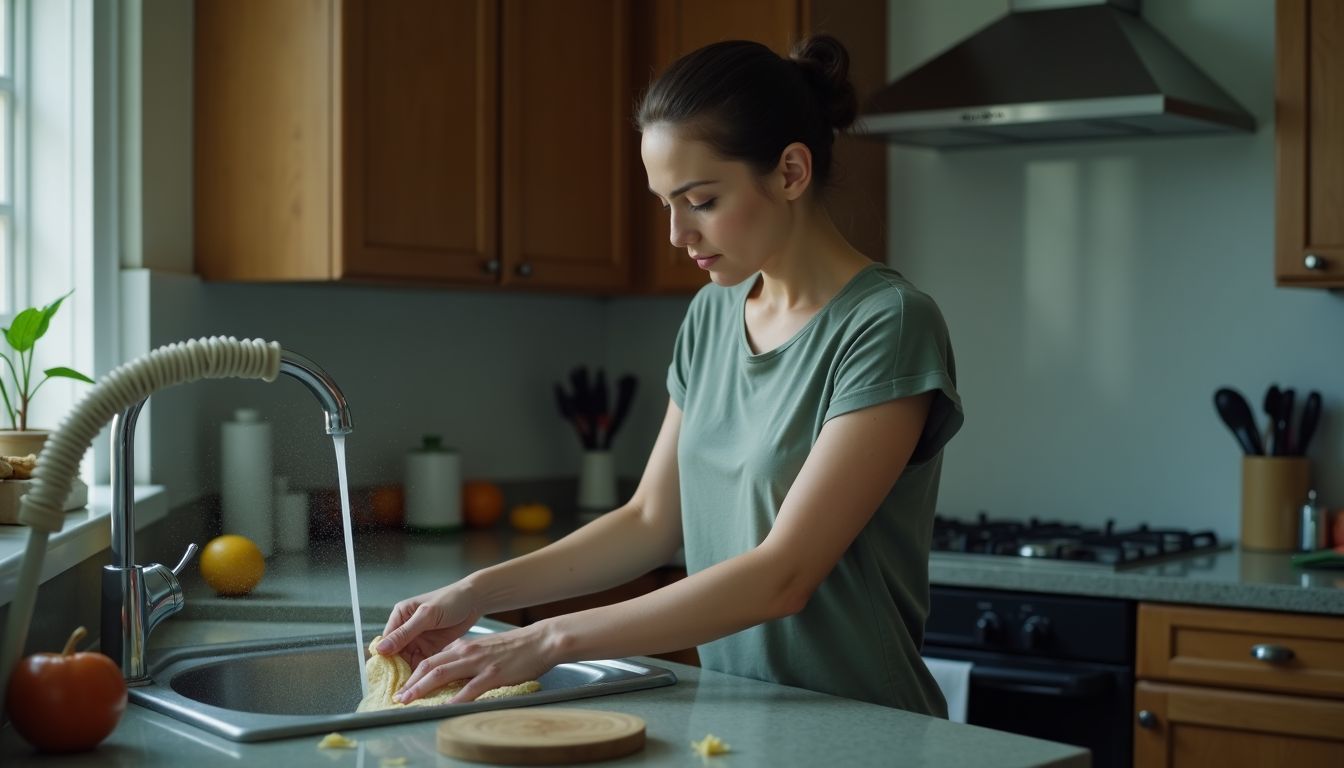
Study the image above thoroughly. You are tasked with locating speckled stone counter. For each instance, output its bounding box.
[177,521,1344,625]
[929,547,1344,615]
[0,620,1089,767]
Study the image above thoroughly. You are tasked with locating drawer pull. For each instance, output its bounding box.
[1250,643,1295,663]
[1137,710,1159,729]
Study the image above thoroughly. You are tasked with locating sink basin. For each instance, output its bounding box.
[130,622,677,742]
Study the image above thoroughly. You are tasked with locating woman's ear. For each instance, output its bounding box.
[776,142,813,201]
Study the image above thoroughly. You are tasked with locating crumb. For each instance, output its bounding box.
[380,758,408,767]
[317,732,358,749]
[690,733,731,757]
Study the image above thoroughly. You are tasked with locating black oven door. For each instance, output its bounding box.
[924,646,1132,768]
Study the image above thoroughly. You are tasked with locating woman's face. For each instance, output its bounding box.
[641,124,789,287]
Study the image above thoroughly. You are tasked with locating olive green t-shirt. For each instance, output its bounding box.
[667,263,963,714]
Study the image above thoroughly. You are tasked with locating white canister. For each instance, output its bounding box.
[274,476,309,553]
[221,408,274,555]
[404,435,462,532]
[577,450,617,512]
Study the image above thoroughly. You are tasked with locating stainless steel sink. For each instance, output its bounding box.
[130,623,677,742]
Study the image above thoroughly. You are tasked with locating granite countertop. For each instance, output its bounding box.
[0,619,1089,767]
[176,516,1344,625]
[929,546,1344,615]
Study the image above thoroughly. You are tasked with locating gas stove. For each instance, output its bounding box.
[931,513,1224,568]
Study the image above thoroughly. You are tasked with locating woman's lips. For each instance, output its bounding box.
[692,254,720,270]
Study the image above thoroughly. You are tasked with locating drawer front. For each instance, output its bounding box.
[1138,603,1344,699]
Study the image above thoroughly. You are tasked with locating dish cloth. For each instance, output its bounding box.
[356,636,540,712]
[923,656,973,724]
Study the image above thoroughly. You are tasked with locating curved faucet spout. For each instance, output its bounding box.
[280,349,354,435]
[100,341,353,685]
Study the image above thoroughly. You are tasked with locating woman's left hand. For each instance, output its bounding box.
[394,622,557,705]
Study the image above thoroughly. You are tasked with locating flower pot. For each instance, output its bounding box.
[0,429,49,458]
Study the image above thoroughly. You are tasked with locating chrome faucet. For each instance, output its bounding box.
[101,349,353,685]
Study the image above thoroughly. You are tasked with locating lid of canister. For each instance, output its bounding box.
[234,408,261,423]
[418,434,454,452]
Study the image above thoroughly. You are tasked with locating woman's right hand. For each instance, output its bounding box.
[376,584,481,668]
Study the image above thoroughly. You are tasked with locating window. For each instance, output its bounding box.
[0,0,16,317]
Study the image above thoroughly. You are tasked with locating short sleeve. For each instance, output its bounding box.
[666,293,702,409]
[824,289,964,464]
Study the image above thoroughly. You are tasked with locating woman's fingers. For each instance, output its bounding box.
[379,600,418,652]
[395,651,472,704]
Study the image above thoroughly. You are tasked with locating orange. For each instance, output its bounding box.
[509,503,553,534]
[370,484,405,528]
[462,480,505,528]
[199,534,266,596]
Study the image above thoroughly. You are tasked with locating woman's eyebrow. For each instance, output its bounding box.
[649,179,716,199]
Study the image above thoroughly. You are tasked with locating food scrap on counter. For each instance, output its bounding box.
[317,732,358,749]
[691,733,731,757]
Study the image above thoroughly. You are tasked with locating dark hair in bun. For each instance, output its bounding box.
[636,33,857,191]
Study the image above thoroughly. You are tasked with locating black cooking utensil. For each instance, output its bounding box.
[603,375,638,449]
[1296,390,1322,456]
[569,367,595,449]
[1262,384,1282,455]
[1214,388,1264,455]
[593,368,609,446]
[1278,388,1296,456]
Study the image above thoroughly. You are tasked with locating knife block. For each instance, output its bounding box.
[1240,456,1309,551]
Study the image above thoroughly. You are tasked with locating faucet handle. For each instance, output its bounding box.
[172,543,200,576]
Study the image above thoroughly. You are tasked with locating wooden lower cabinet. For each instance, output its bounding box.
[1134,682,1344,767]
[489,567,699,667]
[1135,603,1344,767]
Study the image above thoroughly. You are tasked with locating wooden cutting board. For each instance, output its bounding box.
[436,708,645,765]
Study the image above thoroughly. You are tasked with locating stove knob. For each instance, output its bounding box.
[974,611,1002,644]
[1020,615,1052,651]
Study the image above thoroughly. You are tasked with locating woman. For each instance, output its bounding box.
[377,34,963,715]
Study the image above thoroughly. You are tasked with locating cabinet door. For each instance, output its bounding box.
[342,0,500,283]
[196,0,337,281]
[498,0,631,291]
[1275,0,1344,286]
[1135,681,1344,768]
[640,0,802,293]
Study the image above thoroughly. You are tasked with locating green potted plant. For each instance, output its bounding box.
[0,291,94,457]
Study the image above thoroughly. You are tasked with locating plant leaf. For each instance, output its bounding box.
[4,308,44,352]
[44,367,95,384]
[35,290,72,342]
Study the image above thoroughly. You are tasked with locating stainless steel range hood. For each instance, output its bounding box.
[860,0,1255,148]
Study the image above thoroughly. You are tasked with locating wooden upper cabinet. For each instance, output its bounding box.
[196,0,629,290]
[342,0,499,284]
[636,0,887,294]
[195,0,337,281]
[1276,0,1344,287]
[499,0,630,291]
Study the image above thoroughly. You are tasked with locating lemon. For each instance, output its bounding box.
[199,534,266,596]
[508,503,553,534]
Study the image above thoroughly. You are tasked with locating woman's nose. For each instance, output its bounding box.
[669,209,699,248]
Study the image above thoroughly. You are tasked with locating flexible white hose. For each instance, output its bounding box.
[0,336,282,723]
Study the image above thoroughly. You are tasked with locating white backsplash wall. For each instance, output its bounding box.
[885,0,1344,539]
[136,272,689,505]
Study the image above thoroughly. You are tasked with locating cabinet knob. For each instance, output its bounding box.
[1251,643,1295,663]
[482,259,501,275]
[515,262,534,278]
[1137,710,1158,729]
[1303,253,1327,271]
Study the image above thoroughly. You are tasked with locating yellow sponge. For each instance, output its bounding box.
[356,636,540,712]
